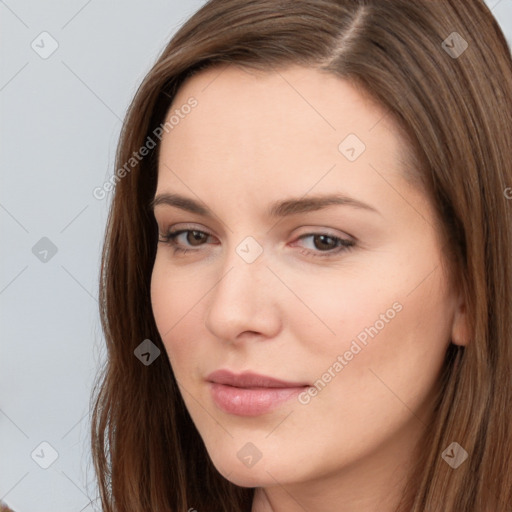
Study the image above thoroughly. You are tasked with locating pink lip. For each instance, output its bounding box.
[206,369,309,416]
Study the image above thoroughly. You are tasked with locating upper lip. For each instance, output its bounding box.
[206,369,309,388]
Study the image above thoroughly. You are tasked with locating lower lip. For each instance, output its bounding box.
[208,382,307,416]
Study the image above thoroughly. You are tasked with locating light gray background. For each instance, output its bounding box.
[1,1,511,511]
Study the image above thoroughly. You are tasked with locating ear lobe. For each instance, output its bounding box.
[451,295,470,347]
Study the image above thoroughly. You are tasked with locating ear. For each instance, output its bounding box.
[450,293,470,347]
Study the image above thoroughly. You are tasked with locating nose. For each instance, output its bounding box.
[204,242,282,344]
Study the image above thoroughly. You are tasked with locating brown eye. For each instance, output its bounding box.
[294,232,355,259]
[185,230,208,246]
[312,234,339,251]
[158,228,214,254]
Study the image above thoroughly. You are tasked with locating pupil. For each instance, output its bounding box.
[316,235,334,250]
[189,231,205,246]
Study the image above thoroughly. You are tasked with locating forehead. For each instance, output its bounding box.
[156,63,411,213]
[167,63,390,144]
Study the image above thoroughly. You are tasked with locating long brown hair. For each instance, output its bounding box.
[90,1,512,510]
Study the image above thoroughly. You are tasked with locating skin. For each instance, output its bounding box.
[150,63,469,512]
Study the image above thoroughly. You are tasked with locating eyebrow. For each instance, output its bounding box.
[150,192,380,218]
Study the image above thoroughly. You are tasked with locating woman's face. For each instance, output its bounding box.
[150,64,465,498]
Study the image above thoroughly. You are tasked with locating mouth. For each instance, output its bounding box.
[206,369,310,416]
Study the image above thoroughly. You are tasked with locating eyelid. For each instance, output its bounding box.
[158,223,216,241]
[295,225,355,241]
[158,223,354,240]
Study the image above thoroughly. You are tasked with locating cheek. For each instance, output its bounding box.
[313,263,454,415]
[150,259,197,365]
[296,251,455,403]
[150,250,453,375]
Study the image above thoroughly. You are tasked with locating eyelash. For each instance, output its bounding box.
[158,228,355,259]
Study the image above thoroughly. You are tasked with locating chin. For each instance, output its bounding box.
[208,449,298,488]
[222,467,280,488]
